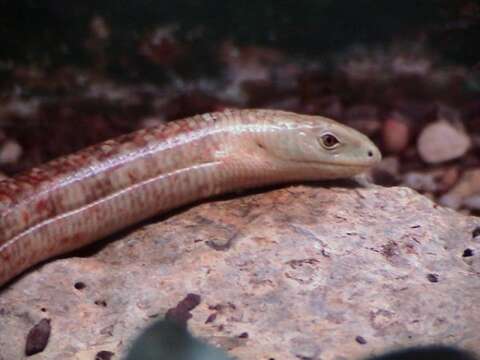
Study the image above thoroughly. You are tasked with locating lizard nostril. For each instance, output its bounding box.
[368,150,373,157]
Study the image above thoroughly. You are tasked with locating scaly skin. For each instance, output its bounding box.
[0,109,381,287]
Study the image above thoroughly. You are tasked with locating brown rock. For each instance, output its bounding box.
[403,171,439,193]
[382,112,411,154]
[25,318,51,356]
[417,121,471,164]
[95,351,115,360]
[0,186,479,359]
[439,166,460,192]
[140,117,165,128]
[139,25,186,67]
[0,140,22,165]
[439,169,480,209]
[402,166,459,194]
[90,16,110,41]
[464,195,480,211]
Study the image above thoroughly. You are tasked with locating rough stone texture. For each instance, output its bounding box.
[0,185,479,360]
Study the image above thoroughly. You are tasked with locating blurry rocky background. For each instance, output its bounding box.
[0,0,480,215]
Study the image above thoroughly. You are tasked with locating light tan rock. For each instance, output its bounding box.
[464,195,480,211]
[440,169,480,210]
[440,166,460,192]
[403,171,439,193]
[402,167,459,194]
[0,186,479,360]
[417,121,471,164]
[0,139,22,165]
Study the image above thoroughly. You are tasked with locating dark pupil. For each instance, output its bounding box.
[323,135,338,147]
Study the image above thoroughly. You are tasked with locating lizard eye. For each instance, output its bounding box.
[320,133,340,149]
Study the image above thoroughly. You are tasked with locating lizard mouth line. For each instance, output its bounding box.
[291,159,374,169]
[320,162,373,168]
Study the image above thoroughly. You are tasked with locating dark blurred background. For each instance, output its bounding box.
[0,0,479,214]
[1,0,479,78]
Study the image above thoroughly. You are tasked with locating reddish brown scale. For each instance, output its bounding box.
[127,171,138,182]
[21,211,30,225]
[35,199,52,214]
[0,109,381,287]
[0,111,232,284]
[1,250,9,261]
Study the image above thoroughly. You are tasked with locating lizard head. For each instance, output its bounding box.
[252,110,382,180]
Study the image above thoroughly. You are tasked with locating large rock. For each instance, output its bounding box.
[0,185,479,360]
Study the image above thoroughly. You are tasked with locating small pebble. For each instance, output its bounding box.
[417,121,471,164]
[463,195,480,211]
[141,117,165,128]
[383,112,411,153]
[472,227,480,241]
[95,351,115,360]
[0,140,22,165]
[90,16,110,41]
[462,248,474,257]
[403,171,438,193]
[438,167,459,192]
[25,318,51,356]
[355,336,367,345]
[439,169,480,209]
[403,167,458,194]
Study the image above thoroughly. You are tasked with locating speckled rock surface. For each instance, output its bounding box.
[0,185,479,360]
